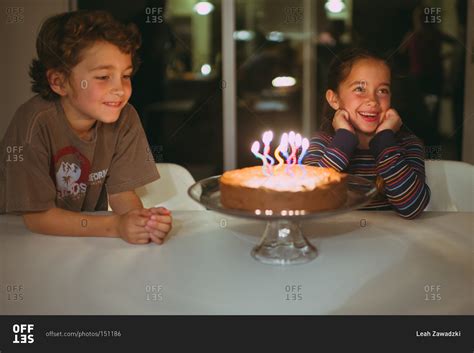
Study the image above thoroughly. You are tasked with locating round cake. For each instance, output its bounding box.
[220,165,348,213]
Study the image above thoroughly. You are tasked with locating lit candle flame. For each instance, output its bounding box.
[295,133,302,148]
[298,138,310,164]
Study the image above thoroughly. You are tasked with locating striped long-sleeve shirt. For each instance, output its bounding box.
[303,128,431,219]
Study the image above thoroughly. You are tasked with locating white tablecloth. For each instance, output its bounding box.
[0,211,472,315]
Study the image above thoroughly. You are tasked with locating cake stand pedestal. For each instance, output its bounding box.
[188,175,377,265]
[252,219,316,265]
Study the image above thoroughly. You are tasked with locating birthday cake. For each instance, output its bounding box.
[220,164,348,213]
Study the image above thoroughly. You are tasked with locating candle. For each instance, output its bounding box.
[288,131,297,166]
[274,133,288,170]
[262,131,275,169]
[251,131,310,177]
[251,141,270,176]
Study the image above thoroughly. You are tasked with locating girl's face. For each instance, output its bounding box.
[327,58,391,135]
[62,41,133,124]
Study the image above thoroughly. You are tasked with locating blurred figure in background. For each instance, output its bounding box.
[316,20,349,121]
[400,5,456,146]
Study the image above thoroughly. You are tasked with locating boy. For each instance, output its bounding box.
[0,10,172,244]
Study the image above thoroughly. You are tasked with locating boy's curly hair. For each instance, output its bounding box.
[29,10,141,101]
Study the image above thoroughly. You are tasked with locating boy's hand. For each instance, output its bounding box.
[376,108,402,134]
[332,109,355,134]
[116,208,154,244]
[145,207,173,245]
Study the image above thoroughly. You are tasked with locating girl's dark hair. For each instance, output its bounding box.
[320,48,388,135]
[30,10,141,101]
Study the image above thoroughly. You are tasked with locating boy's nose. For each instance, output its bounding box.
[111,86,125,96]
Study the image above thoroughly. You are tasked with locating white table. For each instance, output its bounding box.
[0,211,472,315]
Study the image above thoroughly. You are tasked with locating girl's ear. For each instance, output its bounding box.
[326,89,340,110]
[47,69,68,97]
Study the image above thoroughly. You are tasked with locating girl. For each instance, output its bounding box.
[304,48,431,219]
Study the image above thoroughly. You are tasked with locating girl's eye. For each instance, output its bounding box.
[95,76,109,80]
[378,88,390,95]
[354,86,365,92]
[123,75,132,80]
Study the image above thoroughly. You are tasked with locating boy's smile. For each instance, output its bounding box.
[58,41,133,137]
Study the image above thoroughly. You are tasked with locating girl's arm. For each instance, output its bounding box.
[303,129,358,172]
[369,130,431,219]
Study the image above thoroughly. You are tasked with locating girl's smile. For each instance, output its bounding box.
[327,58,392,136]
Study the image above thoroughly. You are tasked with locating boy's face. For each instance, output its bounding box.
[328,58,391,135]
[63,41,133,124]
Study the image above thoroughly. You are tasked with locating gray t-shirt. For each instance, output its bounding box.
[0,95,159,214]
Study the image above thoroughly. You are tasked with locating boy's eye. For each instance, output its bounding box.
[378,88,390,95]
[354,86,365,92]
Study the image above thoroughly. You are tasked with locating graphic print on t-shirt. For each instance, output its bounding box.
[51,146,91,201]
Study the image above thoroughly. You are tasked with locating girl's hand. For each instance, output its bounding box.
[144,207,173,245]
[332,109,355,134]
[376,108,402,134]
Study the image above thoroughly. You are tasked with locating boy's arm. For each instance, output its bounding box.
[23,207,156,244]
[108,190,143,215]
[22,208,120,237]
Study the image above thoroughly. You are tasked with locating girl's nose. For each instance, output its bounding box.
[366,93,379,106]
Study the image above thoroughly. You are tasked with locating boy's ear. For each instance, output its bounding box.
[47,69,68,97]
[326,89,340,110]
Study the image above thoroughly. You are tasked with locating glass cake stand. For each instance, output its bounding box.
[188,175,377,265]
